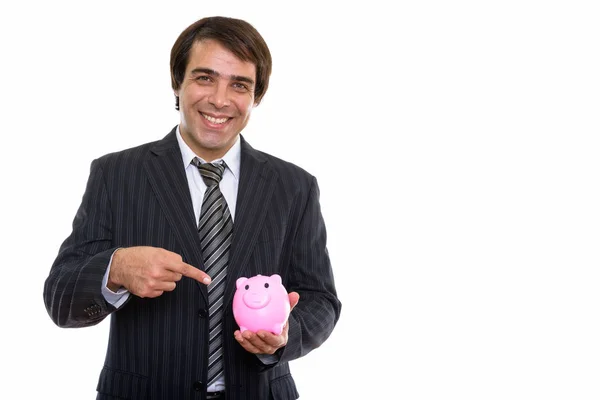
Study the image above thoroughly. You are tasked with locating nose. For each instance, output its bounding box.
[207,82,231,109]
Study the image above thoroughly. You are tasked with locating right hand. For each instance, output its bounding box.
[108,246,211,298]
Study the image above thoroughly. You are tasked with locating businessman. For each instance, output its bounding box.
[44,16,341,400]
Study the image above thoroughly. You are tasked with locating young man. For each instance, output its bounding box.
[44,16,341,400]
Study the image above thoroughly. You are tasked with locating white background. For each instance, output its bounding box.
[1,0,599,399]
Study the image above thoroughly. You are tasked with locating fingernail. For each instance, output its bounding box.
[203,277,211,284]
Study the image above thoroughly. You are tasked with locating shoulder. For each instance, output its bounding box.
[264,151,314,180]
[241,138,316,188]
[91,128,178,172]
[94,139,160,167]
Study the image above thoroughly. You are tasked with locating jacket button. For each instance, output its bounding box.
[193,381,203,391]
[197,309,207,318]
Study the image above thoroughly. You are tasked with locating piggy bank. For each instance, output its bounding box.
[232,274,290,335]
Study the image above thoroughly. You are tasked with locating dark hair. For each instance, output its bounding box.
[170,16,272,108]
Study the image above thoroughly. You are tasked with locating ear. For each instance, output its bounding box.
[236,277,248,289]
[270,274,282,285]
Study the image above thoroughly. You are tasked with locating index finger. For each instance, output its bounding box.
[169,261,211,285]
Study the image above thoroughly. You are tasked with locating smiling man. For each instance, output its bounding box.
[176,39,256,161]
[43,16,341,400]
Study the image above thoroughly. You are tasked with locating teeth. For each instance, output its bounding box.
[202,113,228,124]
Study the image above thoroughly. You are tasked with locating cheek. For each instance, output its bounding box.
[239,100,255,116]
[182,86,205,105]
[234,93,255,114]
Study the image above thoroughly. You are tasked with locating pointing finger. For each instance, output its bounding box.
[170,262,211,285]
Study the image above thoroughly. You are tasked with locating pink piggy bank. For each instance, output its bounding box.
[232,274,290,335]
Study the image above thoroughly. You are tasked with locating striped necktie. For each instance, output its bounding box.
[193,158,234,388]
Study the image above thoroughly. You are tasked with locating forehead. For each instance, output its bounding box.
[186,39,256,78]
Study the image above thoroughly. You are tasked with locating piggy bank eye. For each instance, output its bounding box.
[244,285,249,290]
[264,283,269,288]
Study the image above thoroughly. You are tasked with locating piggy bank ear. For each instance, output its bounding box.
[270,274,282,285]
[236,277,248,289]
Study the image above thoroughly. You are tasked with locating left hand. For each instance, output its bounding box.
[234,291,300,354]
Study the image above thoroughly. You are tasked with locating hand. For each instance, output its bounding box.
[108,246,211,298]
[234,292,300,354]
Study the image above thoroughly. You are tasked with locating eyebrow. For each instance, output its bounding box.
[190,67,255,85]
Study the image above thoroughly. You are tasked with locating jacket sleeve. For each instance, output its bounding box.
[279,176,342,362]
[43,158,120,328]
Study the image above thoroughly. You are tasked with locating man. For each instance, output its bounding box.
[43,16,341,400]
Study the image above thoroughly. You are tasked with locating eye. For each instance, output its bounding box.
[196,75,212,83]
[245,285,249,290]
[232,82,249,92]
[264,283,269,288]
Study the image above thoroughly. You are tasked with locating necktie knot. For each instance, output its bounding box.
[192,158,225,186]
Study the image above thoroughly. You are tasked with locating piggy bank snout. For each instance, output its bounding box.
[242,290,271,309]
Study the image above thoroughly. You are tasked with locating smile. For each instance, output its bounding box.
[201,113,230,124]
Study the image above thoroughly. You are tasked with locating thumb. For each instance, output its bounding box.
[288,292,300,311]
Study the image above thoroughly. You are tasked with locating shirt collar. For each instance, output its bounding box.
[176,125,241,180]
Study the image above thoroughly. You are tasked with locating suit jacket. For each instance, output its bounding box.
[43,127,341,400]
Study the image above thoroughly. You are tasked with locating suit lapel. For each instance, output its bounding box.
[142,130,277,306]
[223,137,278,308]
[143,127,207,301]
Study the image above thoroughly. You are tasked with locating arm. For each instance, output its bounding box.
[43,159,120,328]
[279,176,341,361]
[235,177,342,362]
[43,158,211,328]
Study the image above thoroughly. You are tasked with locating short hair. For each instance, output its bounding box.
[170,16,272,106]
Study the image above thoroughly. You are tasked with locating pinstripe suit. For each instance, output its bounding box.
[43,127,341,400]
